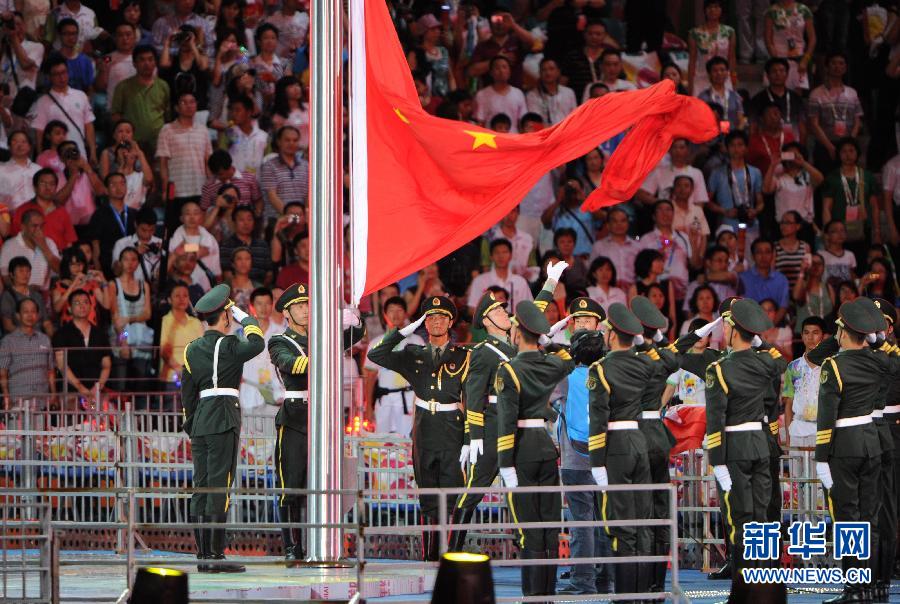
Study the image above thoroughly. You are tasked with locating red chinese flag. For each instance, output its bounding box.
[349,0,720,302]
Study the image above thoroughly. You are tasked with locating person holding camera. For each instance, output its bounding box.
[110,45,170,150]
[0,12,43,99]
[52,245,108,324]
[112,206,162,283]
[159,24,209,110]
[200,150,262,215]
[96,22,137,112]
[99,120,149,180]
[708,131,765,255]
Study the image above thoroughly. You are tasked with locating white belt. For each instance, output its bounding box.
[487,396,498,404]
[884,405,900,415]
[517,419,545,428]
[641,410,661,419]
[835,414,872,428]
[608,421,638,430]
[871,409,884,419]
[414,398,461,413]
[200,387,240,399]
[283,390,308,400]
[725,422,762,432]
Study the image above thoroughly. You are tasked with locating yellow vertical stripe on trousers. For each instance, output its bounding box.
[723,491,735,545]
[457,462,476,509]
[827,492,835,523]
[506,492,525,549]
[224,471,232,513]
[601,491,613,551]
[277,426,285,506]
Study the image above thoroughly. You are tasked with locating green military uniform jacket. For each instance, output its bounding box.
[704,348,782,466]
[268,325,365,431]
[756,345,788,456]
[182,317,266,437]
[587,348,655,467]
[495,348,575,467]
[367,329,470,451]
[464,335,516,442]
[815,347,887,463]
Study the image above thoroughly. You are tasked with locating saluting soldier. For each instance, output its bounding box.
[181,283,266,573]
[267,283,364,564]
[586,303,656,598]
[367,295,470,561]
[704,299,782,578]
[495,300,575,597]
[450,262,568,552]
[814,298,888,604]
[755,336,787,534]
[629,295,713,593]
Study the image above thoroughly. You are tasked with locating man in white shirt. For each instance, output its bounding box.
[580,49,635,102]
[0,132,40,211]
[264,0,309,59]
[467,238,533,314]
[167,200,220,283]
[32,56,96,162]
[47,0,104,50]
[590,207,639,289]
[473,56,527,133]
[221,95,268,176]
[0,209,60,289]
[636,200,692,300]
[112,207,163,281]
[363,296,425,436]
[636,138,709,208]
[97,22,138,111]
[482,203,537,281]
[0,14,43,97]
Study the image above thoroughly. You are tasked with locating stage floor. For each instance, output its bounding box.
[4,551,899,602]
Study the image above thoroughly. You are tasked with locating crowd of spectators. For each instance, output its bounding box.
[0,0,897,436]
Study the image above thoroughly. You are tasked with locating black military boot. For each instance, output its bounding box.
[279,506,299,567]
[425,518,440,562]
[519,549,544,596]
[205,514,245,573]
[708,557,732,580]
[822,585,870,603]
[648,542,669,601]
[614,562,638,604]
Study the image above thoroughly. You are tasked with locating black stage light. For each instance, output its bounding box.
[431,551,495,604]
[129,567,189,604]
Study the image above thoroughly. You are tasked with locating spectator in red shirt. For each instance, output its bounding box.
[275,229,309,289]
[11,168,78,251]
[747,102,794,175]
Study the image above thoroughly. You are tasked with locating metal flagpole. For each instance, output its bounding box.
[307,0,343,563]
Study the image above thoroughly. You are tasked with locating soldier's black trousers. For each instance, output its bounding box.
[455,430,499,512]
[875,449,896,583]
[647,447,671,548]
[720,457,770,570]
[191,429,239,517]
[825,455,880,575]
[601,432,652,557]
[507,458,560,552]
[275,425,308,506]
[413,445,464,519]
[767,453,782,524]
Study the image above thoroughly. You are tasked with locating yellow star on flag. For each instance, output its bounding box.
[464,130,498,150]
[393,108,410,124]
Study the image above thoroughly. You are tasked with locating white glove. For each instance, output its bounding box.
[546,260,569,283]
[230,304,249,323]
[693,316,723,339]
[712,465,732,492]
[633,334,645,346]
[468,438,483,465]
[499,467,518,488]
[816,462,833,490]
[458,444,470,467]
[866,332,878,344]
[591,466,608,487]
[342,308,361,329]
[399,314,426,337]
[548,317,569,338]
[750,335,763,348]
[652,329,664,343]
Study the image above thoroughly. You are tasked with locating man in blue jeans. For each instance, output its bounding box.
[555,298,613,594]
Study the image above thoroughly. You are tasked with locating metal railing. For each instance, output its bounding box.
[1,497,54,603]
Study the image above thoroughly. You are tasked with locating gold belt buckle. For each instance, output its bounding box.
[429,401,437,415]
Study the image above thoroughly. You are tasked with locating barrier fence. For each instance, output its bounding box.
[0,395,837,600]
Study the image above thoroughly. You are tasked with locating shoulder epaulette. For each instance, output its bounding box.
[642,348,660,361]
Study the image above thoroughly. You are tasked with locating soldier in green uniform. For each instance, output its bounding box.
[267,283,365,564]
[704,299,782,579]
[585,303,655,598]
[813,298,888,604]
[629,295,710,594]
[449,262,569,552]
[181,284,266,573]
[495,300,575,597]
[367,295,470,561]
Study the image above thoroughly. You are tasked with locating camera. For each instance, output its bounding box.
[172,24,194,45]
[117,141,131,152]
[63,146,80,161]
[288,215,301,224]
[145,242,161,254]
[735,207,751,224]
[222,193,236,204]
